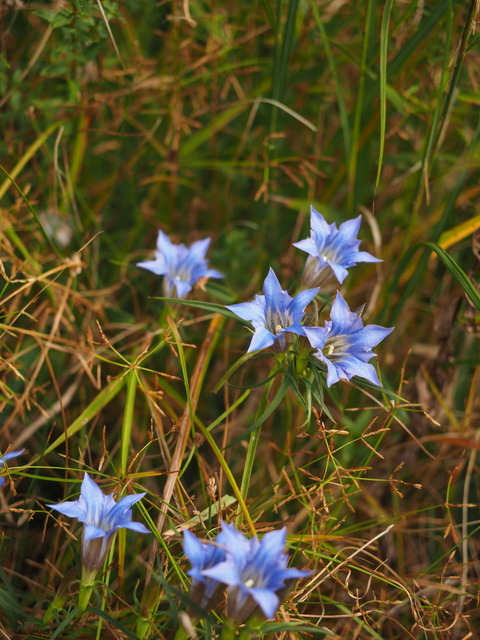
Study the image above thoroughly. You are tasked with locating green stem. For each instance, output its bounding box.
[78,568,96,611]
[172,627,192,640]
[120,369,138,478]
[220,624,237,640]
[235,368,278,527]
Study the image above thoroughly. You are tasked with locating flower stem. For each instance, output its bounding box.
[78,568,96,611]
[220,623,237,640]
[235,366,279,527]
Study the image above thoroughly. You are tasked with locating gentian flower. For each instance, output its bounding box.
[303,292,393,387]
[47,472,149,572]
[226,268,319,353]
[0,449,24,487]
[183,528,228,612]
[137,231,223,298]
[201,522,310,622]
[293,206,381,287]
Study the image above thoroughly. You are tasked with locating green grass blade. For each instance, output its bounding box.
[308,0,351,164]
[422,242,480,311]
[375,0,393,190]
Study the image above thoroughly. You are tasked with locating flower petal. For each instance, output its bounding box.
[303,326,329,350]
[121,521,150,534]
[84,524,107,541]
[248,587,280,618]
[262,268,286,313]
[136,259,168,276]
[227,299,265,324]
[202,560,241,586]
[47,499,83,519]
[288,287,319,321]
[248,328,275,353]
[0,449,25,464]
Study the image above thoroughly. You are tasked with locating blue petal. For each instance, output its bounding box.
[204,268,224,280]
[248,328,275,353]
[0,449,25,464]
[183,529,206,567]
[278,566,312,580]
[324,358,341,387]
[47,499,85,520]
[81,473,109,527]
[252,529,286,573]
[121,521,150,534]
[288,287,319,322]
[329,292,357,333]
[309,206,331,239]
[286,323,308,337]
[341,358,381,385]
[337,216,361,242]
[136,259,168,276]
[303,326,329,350]
[0,479,5,487]
[328,262,349,284]
[84,524,107,541]
[157,231,180,257]
[355,250,382,263]
[227,299,265,324]
[170,278,192,299]
[202,560,241,586]
[106,492,146,529]
[292,238,318,256]
[263,268,287,313]
[353,325,394,349]
[188,237,211,262]
[248,587,280,618]
[219,522,251,562]
[108,493,146,522]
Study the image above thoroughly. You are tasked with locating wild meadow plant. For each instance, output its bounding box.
[1,213,393,638]
[1,2,480,638]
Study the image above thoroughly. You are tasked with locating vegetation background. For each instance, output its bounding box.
[0,0,479,638]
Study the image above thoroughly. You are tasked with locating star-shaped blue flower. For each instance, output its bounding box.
[226,268,319,353]
[48,473,149,571]
[201,523,310,622]
[183,528,228,610]
[0,449,24,487]
[303,292,393,387]
[137,231,223,298]
[293,206,381,286]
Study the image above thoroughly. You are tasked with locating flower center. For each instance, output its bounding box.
[323,334,350,360]
[244,578,255,588]
[266,309,291,335]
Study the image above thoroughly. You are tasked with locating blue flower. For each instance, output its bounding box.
[202,523,310,622]
[293,206,381,287]
[183,528,228,611]
[226,268,319,353]
[0,449,24,487]
[47,473,149,572]
[137,231,223,298]
[303,292,393,387]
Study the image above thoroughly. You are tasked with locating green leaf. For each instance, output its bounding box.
[422,242,480,311]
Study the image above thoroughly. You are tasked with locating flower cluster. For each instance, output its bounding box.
[183,523,310,624]
[227,207,393,387]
